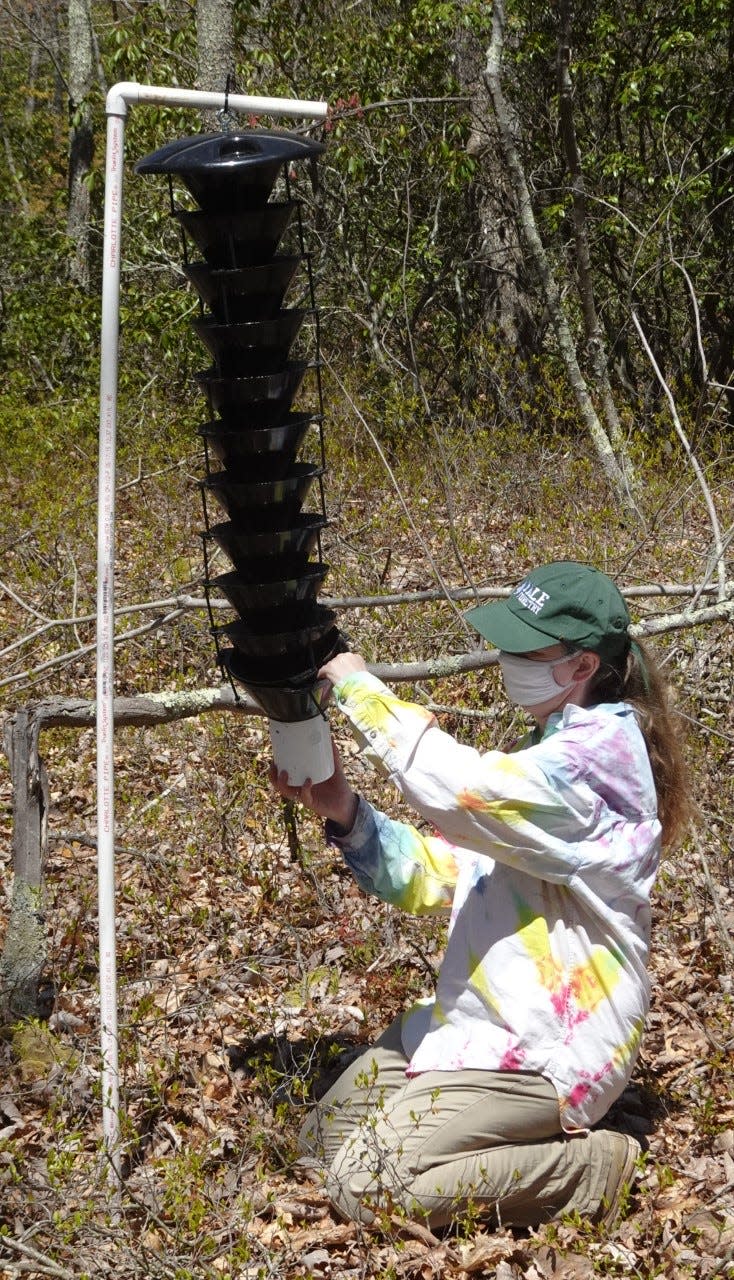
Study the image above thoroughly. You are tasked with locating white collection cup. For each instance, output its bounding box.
[268,714,334,786]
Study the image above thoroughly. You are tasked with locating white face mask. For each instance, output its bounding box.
[498,651,579,708]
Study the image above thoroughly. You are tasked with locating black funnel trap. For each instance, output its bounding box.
[209,563,329,613]
[138,126,342,786]
[200,414,313,476]
[175,202,297,267]
[204,513,326,571]
[202,463,323,522]
[221,626,346,717]
[193,312,306,375]
[196,362,309,423]
[184,259,302,323]
[217,604,338,659]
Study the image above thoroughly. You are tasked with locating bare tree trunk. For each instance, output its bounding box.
[25,37,40,120]
[454,20,538,352]
[2,128,30,216]
[556,0,637,494]
[67,0,95,288]
[483,0,642,517]
[50,0,66,116]
[0,710,49,1024]
[196,0,235,131]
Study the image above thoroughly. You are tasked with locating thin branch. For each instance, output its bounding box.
[0,1234,77,1280]
[631,311,727,601]
[0,608,187,691]
[9,590,734,736]
[0,0,70,94]
[48,830,149,856]
[1,582,729,690]
[367,598,734,681]
[690,827,734,968]
[669,255,709,384]
[399,174,481,600]
[483,0,640,516]
[328,95,471,122]
[0,593,201,660]
[1,125,30,216]
[556,8,634,475]
[634,597,734,635]
[0,577,51,623]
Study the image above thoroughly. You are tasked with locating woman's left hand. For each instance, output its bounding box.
[268,744,359,829]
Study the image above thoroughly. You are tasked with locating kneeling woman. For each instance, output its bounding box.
[271,561,690,1230]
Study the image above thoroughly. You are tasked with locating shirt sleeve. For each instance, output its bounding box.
[326,795,457,915]
[331,670,597,884]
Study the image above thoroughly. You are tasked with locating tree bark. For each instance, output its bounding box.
[0,710,49,1024]
[556,1,637,494]
[196,0,235,131]
[453,17,538,353]
[2,128,30,216]
[483,0,641,518]
[66,0,95,287]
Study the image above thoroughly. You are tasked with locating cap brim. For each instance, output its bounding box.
[464,600,559,653]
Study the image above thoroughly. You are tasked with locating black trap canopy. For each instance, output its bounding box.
[209,562,329,614]
[217,604,338,659]
[134,129,325,209]
[202,462,323,522]
[196,362,309,422]
[220,626,347,723]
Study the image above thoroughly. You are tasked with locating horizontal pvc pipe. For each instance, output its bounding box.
[96,82,328,1180]
[106,81,328,121]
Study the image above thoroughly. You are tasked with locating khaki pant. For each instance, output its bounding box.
[299,1015,618,1229]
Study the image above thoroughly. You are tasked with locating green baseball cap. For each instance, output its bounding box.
[465,561,631,660]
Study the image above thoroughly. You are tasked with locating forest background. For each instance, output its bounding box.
[0,0,733,1277]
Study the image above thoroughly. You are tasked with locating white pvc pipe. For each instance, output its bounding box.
[106,81,328,122]
[96,82,328,1176]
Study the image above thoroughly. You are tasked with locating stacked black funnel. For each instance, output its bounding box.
[136,129,344,783]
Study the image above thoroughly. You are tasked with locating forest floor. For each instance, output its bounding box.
[1,415,733,1278]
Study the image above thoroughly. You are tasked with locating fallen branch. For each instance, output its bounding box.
[5,591,732,734]
[3,590,732,1022]
[0,1234,77,1279]
[0,607,188,691]
[1,582,730,695]
[24,684,254,730]
[0,580,726,653]
[4,590,734,701]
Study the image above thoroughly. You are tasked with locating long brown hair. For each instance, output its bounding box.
[587,637,691,849]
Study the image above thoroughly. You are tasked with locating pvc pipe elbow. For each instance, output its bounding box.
[105,82,139,118]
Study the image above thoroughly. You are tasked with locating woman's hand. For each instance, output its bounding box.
[268,743,359,831]
[319,652,368,698]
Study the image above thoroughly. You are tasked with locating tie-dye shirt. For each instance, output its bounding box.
[327,670,661,1132]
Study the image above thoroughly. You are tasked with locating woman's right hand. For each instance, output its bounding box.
[318,651,368,699]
